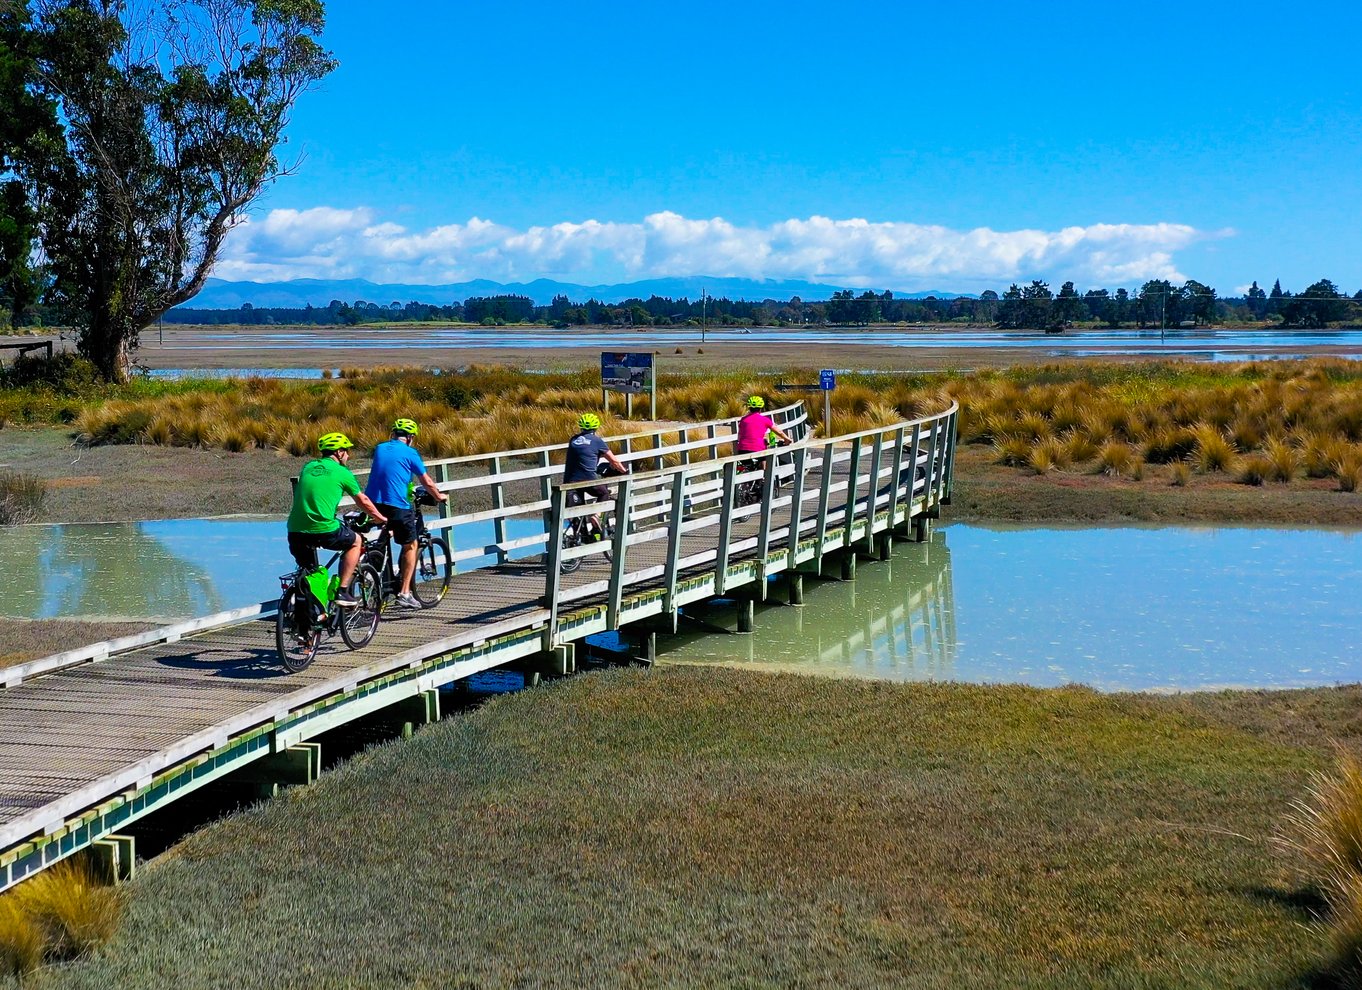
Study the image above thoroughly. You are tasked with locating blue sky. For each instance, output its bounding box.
[220,0,1362,295]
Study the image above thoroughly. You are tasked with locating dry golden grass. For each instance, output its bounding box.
[1193,426,1236,473]
[1096,441,1138,478]
[0,896,43,980]
[1169,461,1192,487]
[1236,453,1272,486]
[0,857,121,978]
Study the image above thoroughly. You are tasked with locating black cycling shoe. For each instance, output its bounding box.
[335,590,360,608]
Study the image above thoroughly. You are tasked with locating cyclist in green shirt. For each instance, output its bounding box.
[287,432,387,607]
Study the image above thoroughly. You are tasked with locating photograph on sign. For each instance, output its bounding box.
[601,352,654,395]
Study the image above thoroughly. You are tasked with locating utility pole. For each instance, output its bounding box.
[701,286,707,344]
[1160,291,1166,345]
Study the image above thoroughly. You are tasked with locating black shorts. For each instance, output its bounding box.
[376,504,420,545]
[288,524,357,569]
[567,486,611,508]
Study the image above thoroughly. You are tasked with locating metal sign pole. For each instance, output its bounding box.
[824,390,832,434]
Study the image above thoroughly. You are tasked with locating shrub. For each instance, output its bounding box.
[0,472,45,525]
[0,353,100,394]
[1169,462,1192,487]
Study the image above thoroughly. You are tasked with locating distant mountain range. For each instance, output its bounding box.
[179,276,974,309]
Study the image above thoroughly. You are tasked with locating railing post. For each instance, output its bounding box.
[538,449,553,541]
[543,482,566,647]
[436,463,451,522]
[842,437,862,547]
[864,431,884,547]
[606,478,633,630]
[885,426,906,530]
[680,428,691,466]
[663,473,686,616]
[489,455,507,565]
[715,461,737,595]
[922,420,940,509]
[708,423,718,460]
[814,440,834,554]
[942,409,958,504]
[756,450,777,593]
[786,444,808,569]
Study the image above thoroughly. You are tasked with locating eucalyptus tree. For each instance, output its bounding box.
[25,0,335,380]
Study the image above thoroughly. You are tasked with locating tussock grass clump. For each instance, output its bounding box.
[992,436,1031,467]
[0,896,43,979]
[1264,438,1298,483]
[2,857,121,973]
[1193,426,1235,473]
[1236,454,1271,486]
[1143,427,1198,465]
[0,471,45,525]
[1096,441,1138,477]
[1169,461,1192,487]
[1337,454,1362,493]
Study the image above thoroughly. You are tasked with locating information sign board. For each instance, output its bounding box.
[602,352,654,395]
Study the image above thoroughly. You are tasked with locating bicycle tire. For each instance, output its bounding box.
[276,588,320,673]
[411,536,452,607]
[340,565,382,650]
[601,514,616,563]
[559,523,582,574]
[736,477,761,508]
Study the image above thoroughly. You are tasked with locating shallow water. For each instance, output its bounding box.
[661,523,1362,691]
[152,327,1362,359]
[0,515,530,621]
[3,517,1358,691]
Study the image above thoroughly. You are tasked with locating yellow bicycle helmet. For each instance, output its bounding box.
[317,431,354,452]
[392,418,419,436]
[577,413,602,431]
[746,395,766,410]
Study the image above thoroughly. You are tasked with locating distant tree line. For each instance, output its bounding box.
[23,276,1362,332]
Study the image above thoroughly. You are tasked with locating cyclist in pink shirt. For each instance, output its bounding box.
[735,395,793,455]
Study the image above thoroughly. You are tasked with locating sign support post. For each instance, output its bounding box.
[820,369,836,434]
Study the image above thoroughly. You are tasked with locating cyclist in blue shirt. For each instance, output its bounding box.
[564,413,627,537]
[364,418,448,609]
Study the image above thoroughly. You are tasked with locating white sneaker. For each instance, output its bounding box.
[394,592,421,610]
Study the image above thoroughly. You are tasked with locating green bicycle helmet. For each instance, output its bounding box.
[746,395,766,410]
[317,431,354,452]
[392,417,419,436]
[577,412,602,431]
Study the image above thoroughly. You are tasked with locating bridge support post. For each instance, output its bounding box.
[736,598,755,634]
[240,742,321,799]
[840,552,857,581]
[632,629,657,666]
[539,643,574,676]
[877,533,893,561]
[90,834,136,885]
[394,689,440,738]
[787,573,804,606]
[915,516,932,542]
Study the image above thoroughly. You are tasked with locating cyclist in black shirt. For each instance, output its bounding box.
[564,413,627,537]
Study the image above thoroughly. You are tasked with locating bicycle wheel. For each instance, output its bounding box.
[411,536,452,607]
[340,565,382,649]
[736,476,761,508]
[601,514,616,563]
[559,523,582,574]
[276,588,320,673]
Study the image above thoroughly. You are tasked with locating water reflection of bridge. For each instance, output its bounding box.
[0,398,957,891]
[670,532,956,680]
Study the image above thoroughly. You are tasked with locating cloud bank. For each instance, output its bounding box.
[216,208,1221,289]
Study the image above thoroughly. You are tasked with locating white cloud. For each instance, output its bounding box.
[215,208,1224,288]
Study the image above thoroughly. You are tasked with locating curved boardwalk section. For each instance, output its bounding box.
[0,400,957,890]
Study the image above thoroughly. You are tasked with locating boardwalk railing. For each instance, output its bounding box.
[0,401,808,690]
[542,401,959,646]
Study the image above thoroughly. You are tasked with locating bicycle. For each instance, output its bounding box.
[275,522,382,673]
[557,463,623,574]
[354,489,452,610]
[735,439,789,507]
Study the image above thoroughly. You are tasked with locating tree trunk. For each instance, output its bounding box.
[80,313,132,384]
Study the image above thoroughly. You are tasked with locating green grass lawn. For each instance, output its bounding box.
[34,667,1353,989]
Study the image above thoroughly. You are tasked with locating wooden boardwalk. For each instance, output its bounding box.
[0,401,957,890]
